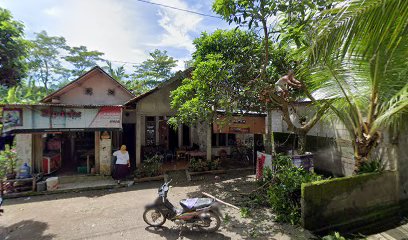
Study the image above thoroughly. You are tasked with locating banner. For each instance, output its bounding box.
[2,105,122,133]
[213,115,265,134]
[256,151,272,180]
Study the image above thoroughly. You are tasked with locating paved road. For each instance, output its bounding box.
[0,172,314,240]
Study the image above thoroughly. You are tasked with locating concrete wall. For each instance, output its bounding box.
[59,71,133,105]
[15,134,33,173]
[301,171,399,232]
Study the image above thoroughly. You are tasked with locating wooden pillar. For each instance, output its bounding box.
[206,123,212,161]
[136,113,142,167]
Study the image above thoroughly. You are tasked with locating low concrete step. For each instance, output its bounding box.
[57,175,113,184]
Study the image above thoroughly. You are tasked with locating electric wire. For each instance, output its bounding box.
[134,0,222,19]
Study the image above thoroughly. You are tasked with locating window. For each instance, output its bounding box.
[85,88,93,95]
[145,116,156,146]
[212,133,236,147]
[107,89,115,96]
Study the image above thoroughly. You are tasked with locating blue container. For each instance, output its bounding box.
[19,163,31,179]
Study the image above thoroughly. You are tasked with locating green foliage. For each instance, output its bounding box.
[358,159,385,174]
[0,78,47,104]
[0,7,30,86]
[0,144,18,179]
[189,158,220,172]
[306,0,408,170]
[240,207,251,218]
[134,155,162,178]
[169,29,263,127]
[63,45,104,78]
[265,154,322,224]
[322,232,346,240]
[28,30,69,91]
[132,49,177,88]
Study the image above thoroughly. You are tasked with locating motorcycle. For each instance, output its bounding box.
[143,180,222,232]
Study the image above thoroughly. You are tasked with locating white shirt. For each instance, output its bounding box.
[113,150,130,165]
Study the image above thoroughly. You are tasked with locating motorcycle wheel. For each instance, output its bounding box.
[143,207,166,227]
[197,211,221,232]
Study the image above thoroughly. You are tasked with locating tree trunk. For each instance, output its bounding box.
[353,132,379,173]
[297,131,307,155]
[265,110,275,155]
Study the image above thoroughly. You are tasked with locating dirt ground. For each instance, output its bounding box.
[0,170,315,240]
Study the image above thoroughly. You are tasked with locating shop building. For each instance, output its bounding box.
[1,66,135,176]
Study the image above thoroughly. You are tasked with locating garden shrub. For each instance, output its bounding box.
[135,155,162,178]
[358,158,384,174]
[0,144,17,179]
[265,154,322,224]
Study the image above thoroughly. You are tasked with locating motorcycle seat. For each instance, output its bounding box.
[179,198,214,210]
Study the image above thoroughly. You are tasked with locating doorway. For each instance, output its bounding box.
[122,124,136,171]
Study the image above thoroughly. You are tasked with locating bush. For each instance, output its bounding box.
[0,144,17,179]
[358,158,384,174]
[135,155,162,178]
[265,154,322,224]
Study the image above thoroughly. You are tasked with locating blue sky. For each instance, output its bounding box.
[0,0,233,70]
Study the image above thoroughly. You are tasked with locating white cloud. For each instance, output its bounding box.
[152,0,203,53]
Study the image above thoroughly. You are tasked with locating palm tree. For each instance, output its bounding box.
[306,0,408,172]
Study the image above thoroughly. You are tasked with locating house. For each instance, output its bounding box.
[1,66,266,178]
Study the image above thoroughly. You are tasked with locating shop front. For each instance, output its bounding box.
[2,104,123,176]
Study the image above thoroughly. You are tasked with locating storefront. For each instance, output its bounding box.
[2,104,123,176]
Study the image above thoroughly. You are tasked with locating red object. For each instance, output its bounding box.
[43,154,61,174]
[256,154,266,180]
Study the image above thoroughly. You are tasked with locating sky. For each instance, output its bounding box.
[0,0,233,71]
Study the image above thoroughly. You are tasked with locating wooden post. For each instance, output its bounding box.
[202,192,240,210]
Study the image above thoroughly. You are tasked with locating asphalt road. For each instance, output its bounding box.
[0,172,314,240]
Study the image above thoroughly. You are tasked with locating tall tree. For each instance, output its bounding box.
[169,30,264,126]
[212,0,335,154]
[63,45,104,78]
[103,61,128,82]
[132,49,177,88]
[306,0,408,172]
[0,8,29,87]
[28,31,69,91]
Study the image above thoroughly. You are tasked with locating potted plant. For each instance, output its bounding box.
[0,144,17,180]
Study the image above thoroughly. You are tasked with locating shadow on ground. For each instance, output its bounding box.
[145,226,232,240]
[177,170,315,240]
[0,220,55,240]
[3,181,159,206]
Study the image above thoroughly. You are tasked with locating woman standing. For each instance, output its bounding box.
[113,145,130,184]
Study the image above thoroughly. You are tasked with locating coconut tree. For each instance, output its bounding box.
[306,0,408,172]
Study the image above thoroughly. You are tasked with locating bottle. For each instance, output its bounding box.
[19,163,31,179]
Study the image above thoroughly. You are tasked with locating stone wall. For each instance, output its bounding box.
[301,171,399,232]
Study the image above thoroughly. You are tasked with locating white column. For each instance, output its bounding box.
[136,113,142,167]
[206,123,212,161]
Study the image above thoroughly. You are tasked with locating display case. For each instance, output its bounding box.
[43,153,61,174]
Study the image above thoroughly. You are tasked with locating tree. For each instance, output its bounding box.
[103,61,128,82]
[212,0,334,154]
[132,49,177,88]
[28,31,69,91]
[0,78,47,104]
[63,45,104,78]
[0,8,29,87]
[169,30,264,127]
[306,0,408,172]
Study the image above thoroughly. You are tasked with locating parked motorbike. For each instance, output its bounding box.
[143,180,222,232]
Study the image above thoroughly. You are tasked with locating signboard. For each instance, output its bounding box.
[213,115,265,134]
[2,106,122,133]
[2,108,23,132]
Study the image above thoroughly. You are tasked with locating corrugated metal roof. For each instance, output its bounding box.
[0,103,123,108]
